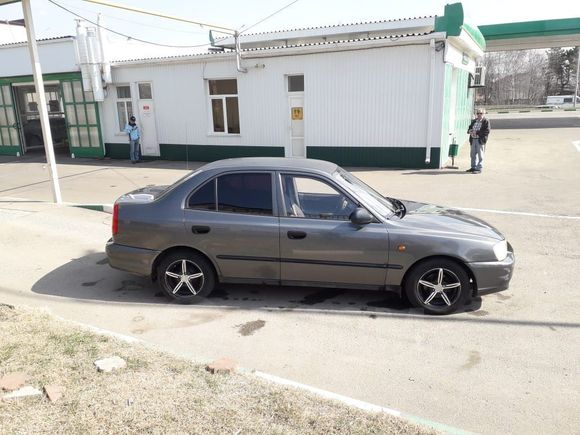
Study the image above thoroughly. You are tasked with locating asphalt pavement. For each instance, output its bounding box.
[1,112,579,434]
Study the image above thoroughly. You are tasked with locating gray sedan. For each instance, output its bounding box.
[106,157,514,315]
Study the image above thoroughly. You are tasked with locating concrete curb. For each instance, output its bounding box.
[72,203,113,214]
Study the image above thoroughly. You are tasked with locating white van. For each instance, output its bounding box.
[545,95,580,107]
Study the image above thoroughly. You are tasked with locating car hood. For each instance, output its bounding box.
[116,185,170,204]
[395,200,504,241]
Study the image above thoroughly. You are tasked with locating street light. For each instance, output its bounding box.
[0,0,62,204]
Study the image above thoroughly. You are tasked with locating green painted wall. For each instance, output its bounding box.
[104,143,438,168]
[105,143,285,161]
[307,147,440,169]
[453,69,474,150]
[439,64,453,165]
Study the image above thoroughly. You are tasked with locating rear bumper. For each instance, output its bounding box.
[106,238,160,276]
[468,249,515,295]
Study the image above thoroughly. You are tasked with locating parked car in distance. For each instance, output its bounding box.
[106,157,515,315]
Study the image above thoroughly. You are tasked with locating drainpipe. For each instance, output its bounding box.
[425,39,436,165]
[235,31,247,73]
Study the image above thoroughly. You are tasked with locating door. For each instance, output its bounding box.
[61,79,104,158]
[288,94,305,157]
[279,173,389,287]
[183,172,280,282]
[137,82,160,157]
[0,84,23,155]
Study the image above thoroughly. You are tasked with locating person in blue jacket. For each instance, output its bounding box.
[125,115,141,164]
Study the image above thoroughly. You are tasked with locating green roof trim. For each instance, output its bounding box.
[462,22,486,51]
[479,18,580,40]
[434,3,464,36]
[434,3,485,51]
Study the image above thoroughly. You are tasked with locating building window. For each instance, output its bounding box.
[288,75,304,92]
[208,79,240,134]
[138,83,152,99]
[116,85,132,132]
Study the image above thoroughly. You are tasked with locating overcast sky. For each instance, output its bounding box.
[2,0,580,59]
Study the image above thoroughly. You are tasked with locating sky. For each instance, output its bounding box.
[1,0,580,59]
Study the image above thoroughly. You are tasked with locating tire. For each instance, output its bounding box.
[157,250,216,304]
[405,258,470,315]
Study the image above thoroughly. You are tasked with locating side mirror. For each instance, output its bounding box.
[350,208,373,225]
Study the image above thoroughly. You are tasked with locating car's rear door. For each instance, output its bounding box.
[278,173,389,287]
[183,171,280,283]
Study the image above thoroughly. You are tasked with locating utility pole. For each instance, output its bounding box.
[575,46,579,109]
[22,0,62,203]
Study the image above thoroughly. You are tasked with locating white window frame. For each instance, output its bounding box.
[207,79,240,136]
[115,84,133,133]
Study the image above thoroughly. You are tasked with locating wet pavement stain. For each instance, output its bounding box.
[299,289,344,305]
[82,279,103,287]
[467,310,489,317]
[495,293,511,301]
[114,280,144,292]
[460,351,481,370]
[96,258,109,265]
[238,320,266,336]
[208,288,229,299]
[367,295,408,311]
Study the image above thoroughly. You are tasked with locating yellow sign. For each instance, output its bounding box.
[291,107,303,120]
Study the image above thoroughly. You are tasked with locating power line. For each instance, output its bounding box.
[56,0,208,35]
[240,0,300,35]
[47,0,211,48]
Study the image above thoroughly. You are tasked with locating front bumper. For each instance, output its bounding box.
[106,238,160,276]
[468,248,515,295]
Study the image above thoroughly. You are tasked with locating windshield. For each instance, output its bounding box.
[333,168,396,217]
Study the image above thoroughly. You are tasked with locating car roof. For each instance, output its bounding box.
[200,157,339,174]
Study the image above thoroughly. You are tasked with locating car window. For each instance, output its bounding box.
[217,173,273,216]
[187,179,216,210]
[282,174,357,220]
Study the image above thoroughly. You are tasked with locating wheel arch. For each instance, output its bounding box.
[401,255,478,297]
[151,246,220,282]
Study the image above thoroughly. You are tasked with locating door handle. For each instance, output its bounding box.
[287,230,306,240]
[191,225,210,234]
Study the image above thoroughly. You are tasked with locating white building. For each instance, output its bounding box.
[0,2,485,168]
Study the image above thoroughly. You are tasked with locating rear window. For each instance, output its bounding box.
[187,172,273,216]
[218,173,273,215]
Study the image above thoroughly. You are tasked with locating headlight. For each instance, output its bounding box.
[493,240,508,261]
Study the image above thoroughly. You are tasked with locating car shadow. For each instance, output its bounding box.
[31,252,482,316]
[402,170,467,175]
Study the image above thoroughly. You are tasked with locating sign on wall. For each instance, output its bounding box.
[291,107,303,120]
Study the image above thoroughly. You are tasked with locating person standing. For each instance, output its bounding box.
[466,109,490,174]
[125,115,141,164]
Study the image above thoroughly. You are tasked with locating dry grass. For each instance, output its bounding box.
[0,304,436,435]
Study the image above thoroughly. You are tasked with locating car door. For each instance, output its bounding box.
[183,171,280,283]
[278,173,389,287]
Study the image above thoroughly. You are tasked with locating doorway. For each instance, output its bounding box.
[13,82,68,155]
[287,74,305,157]
[136,82,160,156]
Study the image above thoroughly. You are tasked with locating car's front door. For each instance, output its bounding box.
[183,171,280,283]
[278,173,389,287]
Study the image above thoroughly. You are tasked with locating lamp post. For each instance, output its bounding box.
[0,0,62,203]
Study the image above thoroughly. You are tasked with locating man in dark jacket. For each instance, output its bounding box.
[466,109,490,174]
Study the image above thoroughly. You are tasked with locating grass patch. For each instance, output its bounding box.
[0,305,436,434]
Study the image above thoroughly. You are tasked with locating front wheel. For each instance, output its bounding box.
[405,259,470,315]
[157,251,215,304]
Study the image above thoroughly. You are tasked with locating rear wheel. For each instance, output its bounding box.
[157,251,215,304]
[405,259,469,315]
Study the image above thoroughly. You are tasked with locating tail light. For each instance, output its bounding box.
[112,203,119,235]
